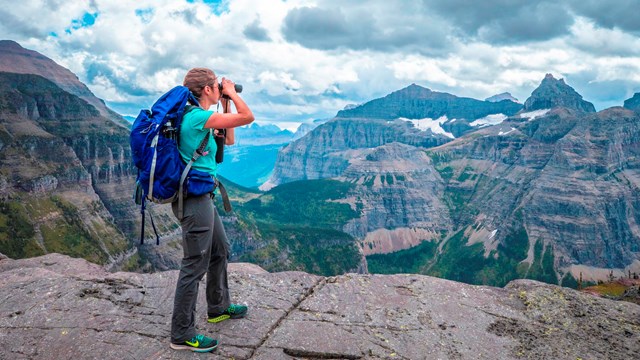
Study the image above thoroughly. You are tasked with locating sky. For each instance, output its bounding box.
[1,0,640,131]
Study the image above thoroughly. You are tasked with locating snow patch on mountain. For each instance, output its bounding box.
[498,128,517,136]
[470,114,508,127]
[400,116,455,139]
[519,109,551,121]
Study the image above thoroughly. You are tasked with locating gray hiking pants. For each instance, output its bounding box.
[170,194,231,343]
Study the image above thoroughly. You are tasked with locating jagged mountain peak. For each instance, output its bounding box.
[523,73,596,113]
[624,92,640,111]
[542,73,566,85]
[485,92,519,103]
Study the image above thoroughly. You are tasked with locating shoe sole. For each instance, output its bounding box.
[170,342,218,353]
[207,312,247,323]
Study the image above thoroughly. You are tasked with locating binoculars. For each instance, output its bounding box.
[219,83,243,95]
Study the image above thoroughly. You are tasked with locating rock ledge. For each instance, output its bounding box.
[1,253,638,359]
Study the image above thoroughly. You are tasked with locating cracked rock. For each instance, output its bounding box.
[1,253,639,359]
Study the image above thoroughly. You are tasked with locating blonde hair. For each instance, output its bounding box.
[183,67,216,99]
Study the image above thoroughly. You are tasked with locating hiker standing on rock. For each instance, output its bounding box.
[170,67,254,353]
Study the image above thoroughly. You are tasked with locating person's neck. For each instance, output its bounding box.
[199,99,215,110]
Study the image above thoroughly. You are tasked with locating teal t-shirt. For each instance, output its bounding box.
[179,107,217,176]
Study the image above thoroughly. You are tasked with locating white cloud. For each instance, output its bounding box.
[0,0,639,122]
[388,56,458,87]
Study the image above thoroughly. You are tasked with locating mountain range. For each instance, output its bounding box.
[1,40,639,288]
[255,72,640,285]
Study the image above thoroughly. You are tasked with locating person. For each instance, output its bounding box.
[169,67,254,353]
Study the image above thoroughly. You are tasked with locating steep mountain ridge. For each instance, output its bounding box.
[268,83,525,188]
[0,72,133,265]
[624,92,640,111]
[336,83,523,120]
[0,40,128,128]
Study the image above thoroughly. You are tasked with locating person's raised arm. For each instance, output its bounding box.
[204,78,254,129]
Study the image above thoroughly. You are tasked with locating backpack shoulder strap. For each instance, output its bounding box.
[177,131,211,219]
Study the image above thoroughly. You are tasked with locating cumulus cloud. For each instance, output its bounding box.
[569,0,640,34]
[282,3,452,54]
[0,0,639,122]
[426,0,575,43]
[243,17,271,42]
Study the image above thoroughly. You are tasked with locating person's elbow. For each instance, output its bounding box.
[244,112,255,125]
[238,113,254,127]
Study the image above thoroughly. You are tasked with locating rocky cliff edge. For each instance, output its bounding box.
[0,252,638,360]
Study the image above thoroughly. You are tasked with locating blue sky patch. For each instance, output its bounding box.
[186,0,229,15]
[65,12,98,34]
[135,8,154,23]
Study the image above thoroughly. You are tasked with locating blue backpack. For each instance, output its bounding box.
[130,86,229,244]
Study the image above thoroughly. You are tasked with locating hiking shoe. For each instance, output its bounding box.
[170,334,218,353]
[208,303,248,323]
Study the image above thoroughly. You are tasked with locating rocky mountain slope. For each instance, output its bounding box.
[0,71,133,265]
[0,41,336,274]
[0,40,128,128]
[0,51,180,271]
[1,252,638,360]
[266,84,524,189]
[257,75,640,285]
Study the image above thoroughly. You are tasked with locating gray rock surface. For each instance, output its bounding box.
[1,253,638,359]
[624,92,640,111]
